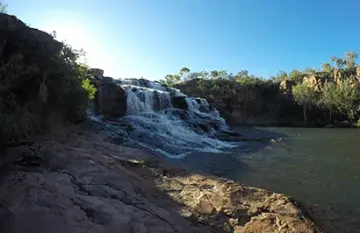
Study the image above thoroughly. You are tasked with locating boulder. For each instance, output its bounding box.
[89,68,104,77]
[333,69,344,86]
[280,79,296,93]
[171,96,189,110]
[303,75,327,92]
[356,67,360,79]
[97,78,127,118]
[333,68,360,87]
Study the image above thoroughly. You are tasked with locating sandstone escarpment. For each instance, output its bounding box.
[175,79,302,126]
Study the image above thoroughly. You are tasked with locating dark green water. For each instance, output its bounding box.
[232,127,360,233]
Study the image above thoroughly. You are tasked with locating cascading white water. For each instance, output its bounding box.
[158,92,172,110]
[126,90,147,115]
[89,77,234,158]
[123,85,172,115]
[185,97,227,129]
[121,112,234,158]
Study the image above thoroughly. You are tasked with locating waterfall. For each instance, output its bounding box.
[90,77,234,158]
[185,97,211,114]
[123,85,172,115]
[185,98,199,113]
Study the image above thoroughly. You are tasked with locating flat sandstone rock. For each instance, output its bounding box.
[0,130,322,233]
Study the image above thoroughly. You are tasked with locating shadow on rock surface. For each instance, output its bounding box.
[0,127,321,233]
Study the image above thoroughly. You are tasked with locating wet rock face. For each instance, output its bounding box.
[96,78,127,118]
[0,131,323,233]
[171,96,188,110]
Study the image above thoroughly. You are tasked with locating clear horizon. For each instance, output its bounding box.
[8,0,360,80]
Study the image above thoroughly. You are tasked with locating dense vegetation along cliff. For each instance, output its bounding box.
[0,13,96,144]
[171,54,360,127]
[0,13,325,233]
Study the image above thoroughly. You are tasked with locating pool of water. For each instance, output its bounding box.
[229,127,360,233]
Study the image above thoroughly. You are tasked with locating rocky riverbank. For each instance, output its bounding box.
[0,125,323,233]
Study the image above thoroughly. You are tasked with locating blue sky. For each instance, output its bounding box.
[7,0,360,80]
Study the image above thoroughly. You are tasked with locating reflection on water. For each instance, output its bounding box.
[230,127,360,233]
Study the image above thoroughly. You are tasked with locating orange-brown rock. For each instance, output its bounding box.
[280,79,296,93]
[302,75,327,92]
[356,66,360,79]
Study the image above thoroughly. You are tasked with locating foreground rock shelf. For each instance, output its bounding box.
[0,127,322,233]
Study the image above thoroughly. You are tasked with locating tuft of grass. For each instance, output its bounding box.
[355,119,360,127]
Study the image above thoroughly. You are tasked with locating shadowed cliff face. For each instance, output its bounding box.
[174,79,303,126]
[174,67,360,127]
[0,127,323,233]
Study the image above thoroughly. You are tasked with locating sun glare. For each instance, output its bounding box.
[41,17,111,74]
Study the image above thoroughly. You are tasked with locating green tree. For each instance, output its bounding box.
[0,1,7,13]
[321,62,333,73]
[210,70,219,79]
[302,68,318,74]
[179,67,190,80]
[236,70,249,79]
[81,78,97,100]
[334,80,360,120]
[344,51,358,69]
[199,71,209,80]
[289,69,303,83]
[331,56,345,69]
[320,82,338,123]
[276,71,288,81]
[292,83,317,125]
[217,70,228,79]
[164,74,181,87]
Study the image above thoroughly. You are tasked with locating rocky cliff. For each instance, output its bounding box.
[175,79,303,126]
[174,66,360,127]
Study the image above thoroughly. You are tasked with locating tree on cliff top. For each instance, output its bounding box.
[345,51,358,69]
[0,1,7,13]
[321,63,333,74]
[164,74,181,87]
[289,69,303,83]
[292,83,317,125]
[331,51,358,70]
[180,67,190,80]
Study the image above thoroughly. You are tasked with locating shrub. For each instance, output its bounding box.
[81,78,97,100]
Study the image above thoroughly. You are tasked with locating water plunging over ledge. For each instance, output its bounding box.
[89,77,236,158]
